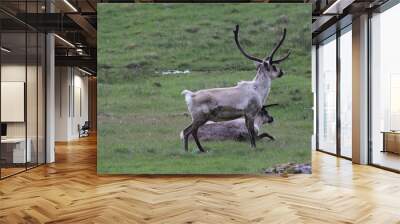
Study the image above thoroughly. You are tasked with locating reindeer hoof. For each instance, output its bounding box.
[196,147,209,153]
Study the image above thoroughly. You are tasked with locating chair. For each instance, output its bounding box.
[79,121,90,138]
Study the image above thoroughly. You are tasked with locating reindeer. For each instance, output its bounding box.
[180,104,277,142]
[181,24,290,152]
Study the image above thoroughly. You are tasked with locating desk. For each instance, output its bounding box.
[1,138,31,163]
[382,131,400,154]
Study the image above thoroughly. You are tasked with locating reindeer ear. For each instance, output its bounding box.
[254,61,261,67]
[265,103,279,108]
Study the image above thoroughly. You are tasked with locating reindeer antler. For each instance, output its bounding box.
[262,103,279,109]
[272,51,291,64]
[267,28,290,64]
[233,24,263,63]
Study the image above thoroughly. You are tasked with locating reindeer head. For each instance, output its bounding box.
[259,104,278,124]
[233,24,290,80]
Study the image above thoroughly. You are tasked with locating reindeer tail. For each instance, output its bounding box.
[181,89,193,96]
[181,90,194,107]
[179,130,184,140]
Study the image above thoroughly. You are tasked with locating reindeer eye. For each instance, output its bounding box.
[272,65,277,71]
[264,63,271,71]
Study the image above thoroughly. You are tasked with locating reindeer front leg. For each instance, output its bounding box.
[245,116,257,148]
[257,132,275,140]
[182,124,193,151]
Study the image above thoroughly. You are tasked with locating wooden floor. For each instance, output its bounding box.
[1,135,400,223]
[1,167,26,178]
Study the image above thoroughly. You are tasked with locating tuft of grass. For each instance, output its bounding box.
[97,4,312,174]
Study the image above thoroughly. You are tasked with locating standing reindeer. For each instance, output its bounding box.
[181,24,290,152]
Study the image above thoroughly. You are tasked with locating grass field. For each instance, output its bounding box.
[97,4,312,174]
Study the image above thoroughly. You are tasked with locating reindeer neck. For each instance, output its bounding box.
[253,68,271,102]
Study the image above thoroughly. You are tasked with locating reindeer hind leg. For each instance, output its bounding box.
[182,124,193,152]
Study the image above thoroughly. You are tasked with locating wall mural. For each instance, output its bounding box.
[97,3,312,174]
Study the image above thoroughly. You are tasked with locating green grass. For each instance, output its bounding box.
[97,4,312,174]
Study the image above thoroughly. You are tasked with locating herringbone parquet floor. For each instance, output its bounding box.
[1,135,400,224]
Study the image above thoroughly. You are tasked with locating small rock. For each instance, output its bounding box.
[126,43,137,49]
[161,70,190,75]
[264,163,311,175]
[185,27,199,33]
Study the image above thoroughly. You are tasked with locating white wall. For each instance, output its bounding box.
[55,67,89,141]
[55,66,70,141]
[1,63,46,164]
[1,65,40,137]
[1,65,26,133]
[1,64,26,81]
[72,73,89,138]
[1,65,26,141]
